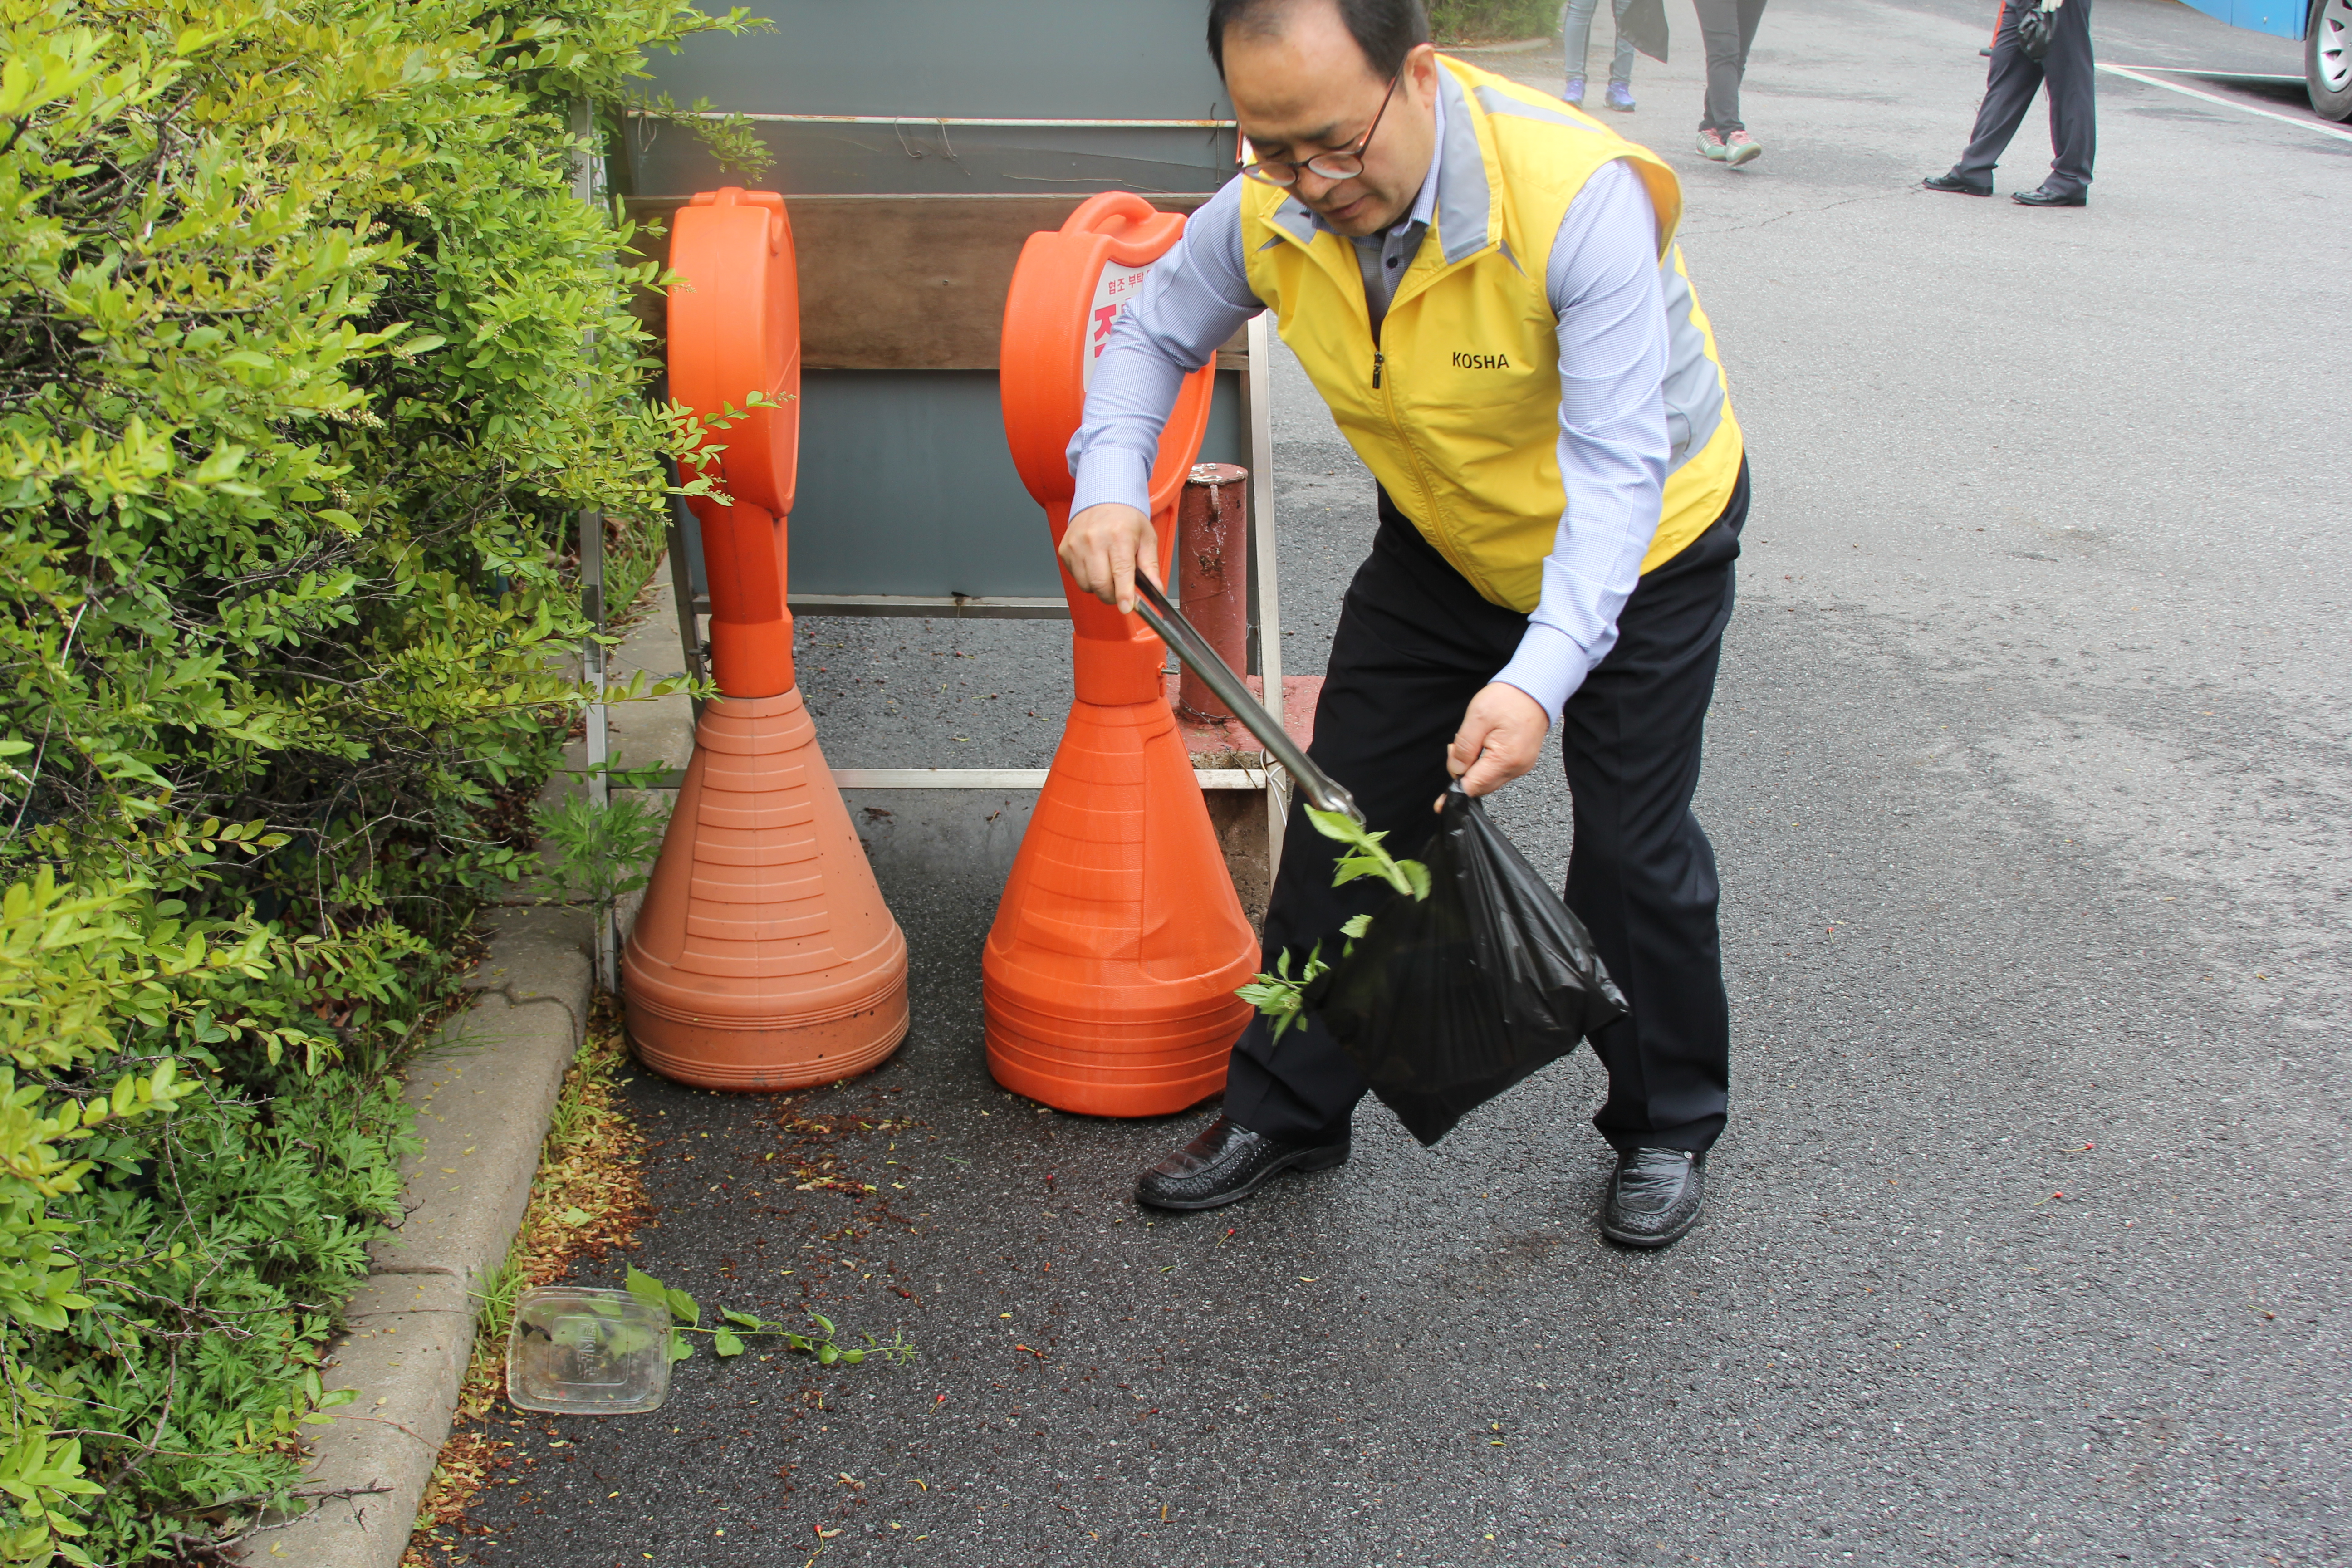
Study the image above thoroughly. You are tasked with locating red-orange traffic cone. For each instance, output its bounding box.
[623,187,909,1091]
[984,194,1258,1117]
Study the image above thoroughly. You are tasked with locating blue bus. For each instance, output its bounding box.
[2181,0,2352,118]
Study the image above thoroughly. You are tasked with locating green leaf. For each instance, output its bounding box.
[666,1329,696,1363]
[712,1329,745,1357]
[624,1268,668,1311]
[719,1306,764,1328]
[664,1287,701,1327]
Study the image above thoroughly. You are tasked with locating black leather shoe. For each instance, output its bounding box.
[2013,187,2086,207]
[1134,1116,1348,1211]
[1600,1147,1706,1248]
[1922,172,1992,196]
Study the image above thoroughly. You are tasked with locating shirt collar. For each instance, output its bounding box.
[1308,77,1445,241]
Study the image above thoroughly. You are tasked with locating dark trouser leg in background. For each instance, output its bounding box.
[1954,0,2094,192]
[1223,465,1748,1152]
[1953,3,2042,184]
[2036,0,2096,193]
[1695,0,1770,132]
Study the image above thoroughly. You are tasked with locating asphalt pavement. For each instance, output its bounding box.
[462,1,2351,1563]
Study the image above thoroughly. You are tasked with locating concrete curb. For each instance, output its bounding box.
[249,905,592,1568]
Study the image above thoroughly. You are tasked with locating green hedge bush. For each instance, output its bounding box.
[1428,0,1563,42]
[0,0,743,1559]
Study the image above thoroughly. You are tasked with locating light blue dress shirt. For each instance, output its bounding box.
[1068,88,1671,723]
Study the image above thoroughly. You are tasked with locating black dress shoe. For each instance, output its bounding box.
[2013,187,2086,207]
[1922,172,1992,196]
[1134,1116,1348,1211]
[1600,1147,1706,1248]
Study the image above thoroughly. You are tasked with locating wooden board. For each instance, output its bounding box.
[625,193,1222,372]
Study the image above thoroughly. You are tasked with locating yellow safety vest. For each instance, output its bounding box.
[1240,55,1744,611]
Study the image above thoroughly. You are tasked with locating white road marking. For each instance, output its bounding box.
[2097,63,2352,142]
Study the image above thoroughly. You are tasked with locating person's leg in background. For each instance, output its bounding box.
[1693,0,1738,151]
[1604,0,1640,110]
[1940,0,2047,191]
[2029,0,2096,199]
[1693,0,1768,161]
[1561,0,1602,103]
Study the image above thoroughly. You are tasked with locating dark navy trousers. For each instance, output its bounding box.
[1222,461,1748,1155]
[1954,0,2097,196]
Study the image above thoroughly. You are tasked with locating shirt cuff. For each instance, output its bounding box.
[1492,621,1592,725]
[1069,447,1153,518]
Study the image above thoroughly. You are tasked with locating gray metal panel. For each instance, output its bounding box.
[626,120,1233,199]
[641,0,1246,601]
[787,368,1246,598]
[637,1,1232,120]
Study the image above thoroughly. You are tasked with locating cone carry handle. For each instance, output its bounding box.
[1000,193,1209,511]
[999,191,1216,703]
[670,186,801,516]
[668,186,803,699]
[1132,576,1362,825]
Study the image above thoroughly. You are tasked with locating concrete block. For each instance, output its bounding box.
[548,570,700,802]
[463,905,594,1022]
[603,569,698,774]
[506,570,698,935]
[245,1277,473,1568]
[345,1270,474,1321]
[1205,786,1273,931]
[367,990,578,1296]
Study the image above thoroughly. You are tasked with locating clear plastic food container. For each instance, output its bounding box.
[506,1286,672,1414]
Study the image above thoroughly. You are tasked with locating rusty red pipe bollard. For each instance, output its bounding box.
[1175,463,1250,720]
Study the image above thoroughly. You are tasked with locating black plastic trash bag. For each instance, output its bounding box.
[1306,786,1628,1146]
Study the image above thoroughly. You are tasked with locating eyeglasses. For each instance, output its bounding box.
[1240,74,1400,187]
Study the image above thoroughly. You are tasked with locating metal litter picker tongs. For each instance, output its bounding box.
[1132,574,1364,827]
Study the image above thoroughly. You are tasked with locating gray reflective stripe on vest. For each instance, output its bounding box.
[1268,194,1319,248]
[1473,82,1606,133]
[1435,71,1491,263]
[1659,248,1725,473]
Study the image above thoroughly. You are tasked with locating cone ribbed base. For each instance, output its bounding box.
[624,689,909,1091]
[982,695,1256,1117]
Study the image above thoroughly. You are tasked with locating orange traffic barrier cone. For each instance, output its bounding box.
[985,194,1259,1117]
[624,187,909,1091]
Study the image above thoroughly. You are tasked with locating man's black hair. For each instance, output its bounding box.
[1206,0,1431,79]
